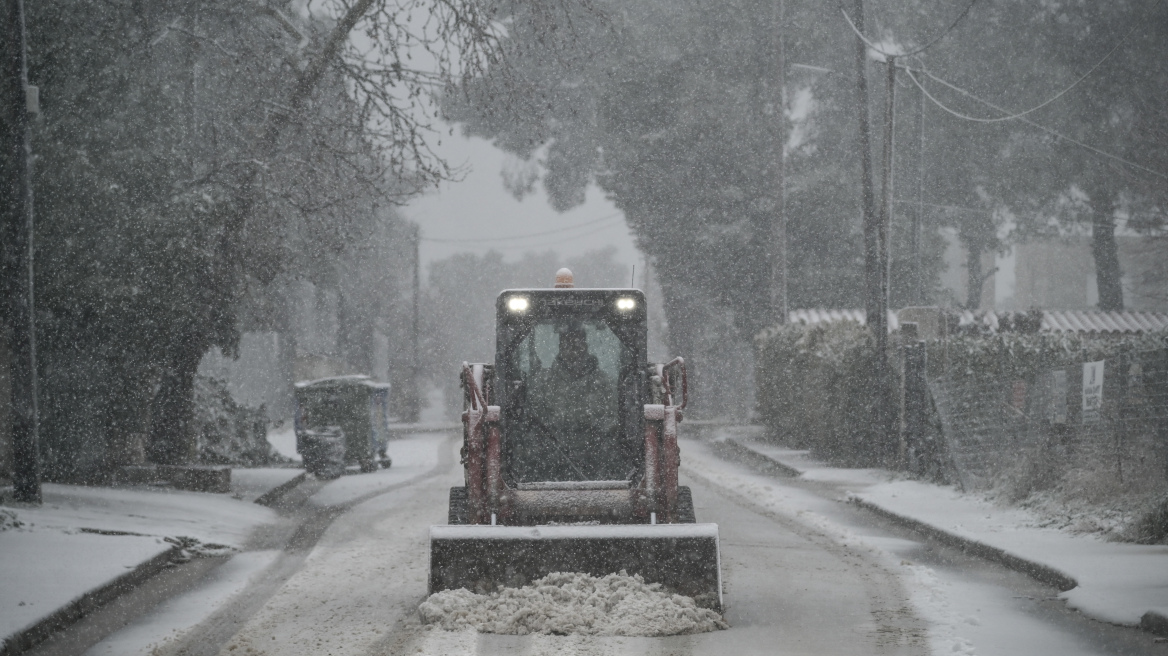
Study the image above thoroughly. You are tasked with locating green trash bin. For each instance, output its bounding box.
[294,375,392,477]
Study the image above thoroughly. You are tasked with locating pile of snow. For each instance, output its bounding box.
[194,374,281,467]
[0,509,22,531]
[164,535,237,561]
[418,572,727,636]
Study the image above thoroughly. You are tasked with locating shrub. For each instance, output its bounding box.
[193,376,281,467]
[927,331,1168,383]
[755,321,898,466]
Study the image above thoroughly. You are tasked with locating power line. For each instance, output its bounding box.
[479,221,632,252]
[839,0,978,60]
[901,63,1168,181]
[420,212,624,244]
[899,0,978,57]
[842,4,1166,182]
[894,198,992,214]
[899,27,1134,124]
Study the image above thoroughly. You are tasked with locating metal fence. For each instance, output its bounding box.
[928,349,1168,496]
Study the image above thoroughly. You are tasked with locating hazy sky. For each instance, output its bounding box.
[335,7,642,283]
[401,131,642,279]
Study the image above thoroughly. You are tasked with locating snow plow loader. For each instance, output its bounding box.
[429,269,722,609]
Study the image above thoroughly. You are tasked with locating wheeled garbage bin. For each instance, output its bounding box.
[294,375,392,477]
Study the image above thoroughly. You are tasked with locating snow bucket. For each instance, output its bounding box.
[428,523,722,609]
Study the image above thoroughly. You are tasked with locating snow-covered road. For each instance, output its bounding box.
[41,428,1167,656]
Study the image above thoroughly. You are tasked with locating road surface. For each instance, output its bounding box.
[23,430,1168,656]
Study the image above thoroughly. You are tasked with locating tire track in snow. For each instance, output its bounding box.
[152,432,458,656]
[680,440,929,656]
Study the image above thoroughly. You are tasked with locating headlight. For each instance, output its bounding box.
[507,296,529,312]
[616,297,636,311]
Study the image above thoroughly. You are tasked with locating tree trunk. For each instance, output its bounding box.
[102,363,153,472]
[4,0,42,502]
[965,241,983,310]
[148,343,204,465]
[275,280,298,419]
[1091,192,1124,311]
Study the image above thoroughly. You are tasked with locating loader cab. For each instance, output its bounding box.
[495,286,648,485]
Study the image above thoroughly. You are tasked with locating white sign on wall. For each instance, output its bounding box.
[1082,360,1104,423]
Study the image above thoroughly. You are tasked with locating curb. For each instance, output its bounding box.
[714,438,803,478]
[847,496,1079,592]
[718,436,1168,637]
[718,436,1081,593]
[0,546,181,656]
[254,471,309,508]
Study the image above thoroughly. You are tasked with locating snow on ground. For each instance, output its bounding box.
[309,431,446,507]
[683,436,1160,656]
[720,433,1168,629]
[418,384,449,423]
[266,423,300,461]
[681,438,976,655]
[856,478,1168,627]
[217,452,459,656]
[0,483,279,646]
[82,550,281,656]
[5,483,277,546]
[0,531,171,641]
[230,467,303,503]
[419,572,727,636]
[738,440,889,485]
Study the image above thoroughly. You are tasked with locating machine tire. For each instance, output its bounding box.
[676,486,696,523]
[448,487,469,524]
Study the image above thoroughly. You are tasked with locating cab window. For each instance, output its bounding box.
[507,317,625,482]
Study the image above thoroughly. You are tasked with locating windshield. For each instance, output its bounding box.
[506,317,626,483]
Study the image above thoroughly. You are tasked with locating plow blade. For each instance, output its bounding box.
[429,523,722,609]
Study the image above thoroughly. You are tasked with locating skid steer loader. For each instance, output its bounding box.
[429,269,722,608]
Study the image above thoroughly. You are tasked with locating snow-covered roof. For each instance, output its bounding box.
[294,374,391,389]
[956,309,1168,334]
[784,308,1168,333]
[788,309,900,333]
[787,308,1168,335]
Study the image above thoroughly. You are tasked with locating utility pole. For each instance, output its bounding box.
[877,56,897,345]
[4,0,40,503]
[406,224,421,423]
[851,0,880,344]
[769,0,788,325]
[874,55,901,464]
[912,73,925,305]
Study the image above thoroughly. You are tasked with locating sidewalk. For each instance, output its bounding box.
[0,468,300,654]
[0,428,453,655]
[717,428,1168,636]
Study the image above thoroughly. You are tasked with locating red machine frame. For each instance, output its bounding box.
[459,357,688,525]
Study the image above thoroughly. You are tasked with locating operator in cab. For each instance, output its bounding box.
[521,320,621,480]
